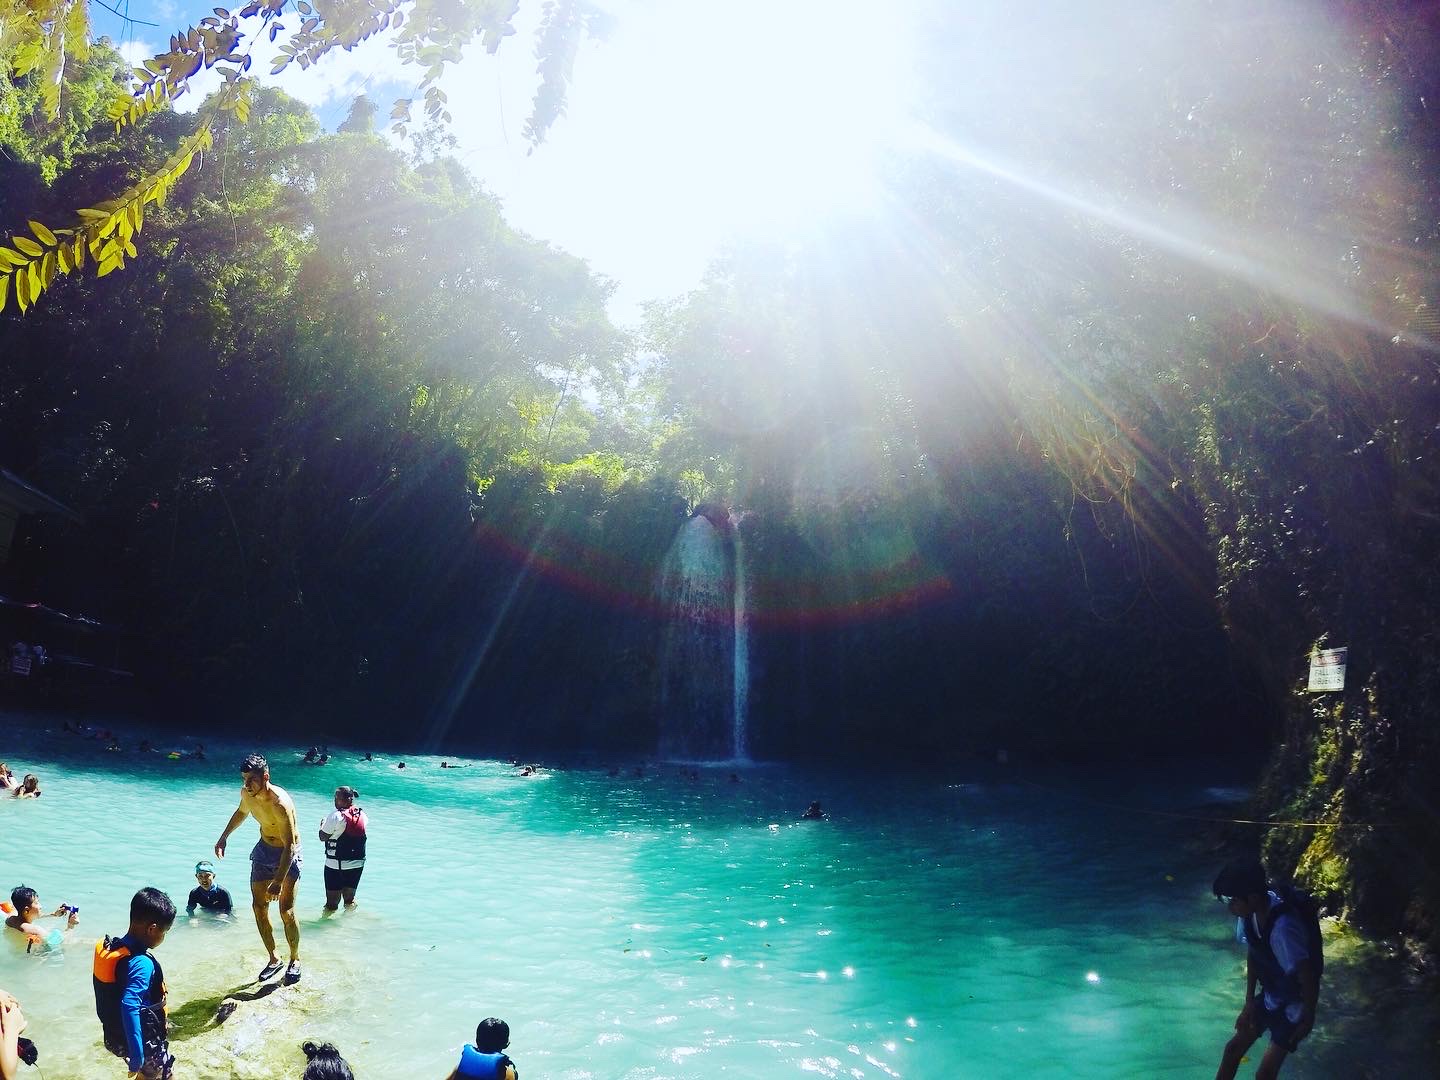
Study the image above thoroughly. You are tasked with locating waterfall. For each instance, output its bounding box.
[731,520,750,762]
[656,511,749,762]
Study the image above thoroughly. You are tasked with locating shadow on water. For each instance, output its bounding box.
[168,982,279,1042]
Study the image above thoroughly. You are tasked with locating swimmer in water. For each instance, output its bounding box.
[10,775,40,799]
[4,886,79,950]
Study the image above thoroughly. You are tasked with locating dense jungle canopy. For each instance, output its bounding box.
[2,1,1438,958]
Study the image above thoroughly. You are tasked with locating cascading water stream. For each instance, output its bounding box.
[731,518,750,762]
[656,511,749,762]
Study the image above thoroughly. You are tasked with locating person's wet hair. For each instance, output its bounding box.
[1213,859,1268,900]
[336,786,359,800]
[10,885,38,913]
[130,887,176,927]
[301,1041,354,1080]
[475,1016,510,1053]
[239,752,268,774]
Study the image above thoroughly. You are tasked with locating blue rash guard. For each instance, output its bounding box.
[117,933,158,1070]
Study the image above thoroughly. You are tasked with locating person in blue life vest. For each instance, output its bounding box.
[94,887,176,1080]
[318,786,368,912]
[445,1016,519,1080]
[1212,859,1323,1080]
[186,861,233,918]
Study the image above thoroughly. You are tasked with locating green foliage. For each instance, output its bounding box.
[0,0,603,309]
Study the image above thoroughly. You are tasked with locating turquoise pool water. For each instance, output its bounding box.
[0,714,1433,1078]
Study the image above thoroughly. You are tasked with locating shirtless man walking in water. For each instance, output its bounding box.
[215,754,303,984]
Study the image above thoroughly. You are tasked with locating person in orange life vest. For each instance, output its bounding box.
[94,888,175,1080]
[318,787,367,912]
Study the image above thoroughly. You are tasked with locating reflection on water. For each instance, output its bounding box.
[0,716,1432,1078]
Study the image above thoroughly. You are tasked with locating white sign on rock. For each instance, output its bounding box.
[1307,647,1347,692]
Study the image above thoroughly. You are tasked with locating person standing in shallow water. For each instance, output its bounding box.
[1212,859,1322,1080]
[214,754,303,984]
[318,786,367,912]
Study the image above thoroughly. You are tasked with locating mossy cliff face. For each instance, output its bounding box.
[1255,677,1440,967]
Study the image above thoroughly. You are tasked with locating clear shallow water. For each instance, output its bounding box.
[0,714,1434,1079]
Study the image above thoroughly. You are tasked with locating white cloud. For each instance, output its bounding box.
[249,33,407,113]
[115,38,159,69]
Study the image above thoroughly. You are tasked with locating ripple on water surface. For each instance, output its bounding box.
[0,720,1433,1078]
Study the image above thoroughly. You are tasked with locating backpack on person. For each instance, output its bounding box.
[1252,883,1325,983]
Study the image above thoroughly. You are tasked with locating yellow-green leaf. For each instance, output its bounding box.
[0,274,8,314]
[15,269,30,313]
[57,244,72,274]
[73,238,86,269]
[123,237,138,259]
[40,251,55,288]
[13,236,44,257]
[77,208,110,221]
[0,248,26,270]
[29,220,58,246]
[97,255,123,278]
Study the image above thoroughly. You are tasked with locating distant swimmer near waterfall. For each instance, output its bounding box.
[214,754,303,984]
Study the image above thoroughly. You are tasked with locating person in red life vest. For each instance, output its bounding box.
[318,787,367,913]
[94,888,176,1079]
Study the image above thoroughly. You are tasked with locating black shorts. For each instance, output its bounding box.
[324,864,364,892]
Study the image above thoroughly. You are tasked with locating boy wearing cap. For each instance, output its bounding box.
[185,862,233,917]
[1212,859,1321,1080]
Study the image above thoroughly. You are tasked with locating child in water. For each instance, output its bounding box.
[4,886,79,951]
[95,888,176,1079]
[186,861,233,917]
[446,1016,519,1079]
